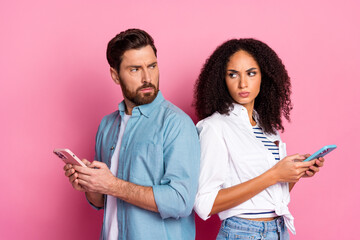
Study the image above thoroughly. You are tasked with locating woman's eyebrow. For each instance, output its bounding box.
[246,67,258,72]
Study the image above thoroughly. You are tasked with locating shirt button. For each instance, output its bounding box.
[111,146,115,150]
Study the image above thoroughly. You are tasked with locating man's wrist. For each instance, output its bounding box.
[107,177,123,198]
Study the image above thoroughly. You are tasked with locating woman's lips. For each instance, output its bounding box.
[238,92,250,98]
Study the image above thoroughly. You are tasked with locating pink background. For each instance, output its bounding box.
[1,0,359,239]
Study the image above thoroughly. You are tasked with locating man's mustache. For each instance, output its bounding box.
[137,83,156,92]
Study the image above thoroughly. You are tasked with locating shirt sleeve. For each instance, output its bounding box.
[86,117,106,210]
[152,114,200,219]
[193,120,228,220]
[86,195,105,210]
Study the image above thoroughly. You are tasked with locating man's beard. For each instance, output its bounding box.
[120,81,159,106]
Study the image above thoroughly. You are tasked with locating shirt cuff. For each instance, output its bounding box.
[86,193,104,210]
[152,184,191,219]
[194,189,220,221]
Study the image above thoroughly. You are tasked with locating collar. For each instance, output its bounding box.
[230,103,261,121]
[230,103,251,117]
[230,103,280,140]
[118,90,165,118]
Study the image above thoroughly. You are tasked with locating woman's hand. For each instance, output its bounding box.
[270,154,316,183]
[302,155,325,177]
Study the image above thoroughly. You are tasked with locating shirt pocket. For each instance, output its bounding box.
[127,142,164,185]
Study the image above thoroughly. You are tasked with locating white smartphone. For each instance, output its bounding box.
[53,148,87,167]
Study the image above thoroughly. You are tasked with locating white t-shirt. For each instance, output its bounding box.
[103,114,131,240]
[194,104,295,234]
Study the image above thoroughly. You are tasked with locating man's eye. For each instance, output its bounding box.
[149,64,157,69]
[130,68,138,72]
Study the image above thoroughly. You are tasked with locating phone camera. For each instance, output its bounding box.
[55,152,67,160]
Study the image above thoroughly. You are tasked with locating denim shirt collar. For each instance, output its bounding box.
[118,90,165,118]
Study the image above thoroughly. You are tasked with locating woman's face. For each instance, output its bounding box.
[225,50,261,111]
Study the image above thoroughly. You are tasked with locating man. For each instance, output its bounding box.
[64,29,200,240]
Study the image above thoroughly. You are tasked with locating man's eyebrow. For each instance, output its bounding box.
[126,65,142,69]
[126,61,158,68]
[148,61,158,66]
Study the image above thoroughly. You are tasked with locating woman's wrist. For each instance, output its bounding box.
[263,168,280,186]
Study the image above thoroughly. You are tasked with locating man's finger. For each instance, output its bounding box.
[73,165,94,175]
[65,168,75,177]
[63,163,73,171]
[77,178,90,189]
[69,172,78,182]
[77,172,92,181]
[88,161,106,169]
[82,159,91,166]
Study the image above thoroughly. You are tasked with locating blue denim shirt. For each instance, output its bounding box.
[92,91,200,240]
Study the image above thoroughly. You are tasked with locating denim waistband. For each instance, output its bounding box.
[223,216,284,233]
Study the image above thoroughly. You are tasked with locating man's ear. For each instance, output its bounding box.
[110,67,120,85]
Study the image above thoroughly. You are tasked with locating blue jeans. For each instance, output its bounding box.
[216,216,290,240]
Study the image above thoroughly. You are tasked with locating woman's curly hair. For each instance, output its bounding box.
[194,38,292,134]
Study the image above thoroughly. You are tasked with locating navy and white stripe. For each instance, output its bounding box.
[253,126,280,160]
[235,126,281,219]
[242,211,276,215]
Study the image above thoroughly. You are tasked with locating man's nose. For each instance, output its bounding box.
[142,69,151,83]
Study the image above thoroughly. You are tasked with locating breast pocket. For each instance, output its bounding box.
[127,142,164,185]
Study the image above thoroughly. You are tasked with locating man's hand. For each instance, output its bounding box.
[70,161,157,212]
[73,161,117,195]
[63,159,92,192]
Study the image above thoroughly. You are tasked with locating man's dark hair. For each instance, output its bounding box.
[194,38,292,134]
[106,28,157,72]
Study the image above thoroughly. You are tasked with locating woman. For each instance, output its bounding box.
[194,39,324,240]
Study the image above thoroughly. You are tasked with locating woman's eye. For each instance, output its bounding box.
[248,71,256,77]
[228,73,237,78]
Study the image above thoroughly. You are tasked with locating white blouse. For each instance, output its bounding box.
[194,104,295,234]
